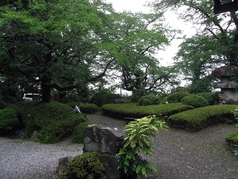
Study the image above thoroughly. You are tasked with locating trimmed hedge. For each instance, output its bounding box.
[9,101,87,143]
[102,103,194,120]
[167,91,190,103]
[0,108,19,132]
[65,102,98,114]
[225,130,238,149]
[181,94,208,108]
[167,105,237,131]
[197,92,219,105]
[137,95,161,106]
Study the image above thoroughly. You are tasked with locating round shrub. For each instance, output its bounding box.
[0,108,19,132]
[138,95,160,106]
[58,152,106,179]
[167,91,190,103]
[181,94,208,108]
[72,122,100,143]
[197,92,219,105]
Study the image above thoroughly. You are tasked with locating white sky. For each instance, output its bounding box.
[105,0,196,66]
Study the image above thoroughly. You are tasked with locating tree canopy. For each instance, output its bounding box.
[0,0,176,102]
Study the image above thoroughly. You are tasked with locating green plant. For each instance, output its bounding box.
[196,92,219,105]
[228,108,238,155]
[116,115,168,179]
[9,101,87,143]
[0,108,19,132]
[65,102,98,114]
[167,91,190,103]
[181,94,208,108]
[138,95,161,106]
[0,100,7,109]
[58,152,106,179]
[72,122,100,143]
[168,105,237,131]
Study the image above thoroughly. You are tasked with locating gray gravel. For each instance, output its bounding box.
[1,113,238,179]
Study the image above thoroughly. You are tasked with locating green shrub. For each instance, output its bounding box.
[0,108,19,132]
[58,152,106,179]
[196,92,219,105]
[131,89,147,102]
[181,94,208,108]
[167,105,237,131]
[72,122,100,143]
[117,115,168,179]
[90,90,121,107]
[102,103,194,120]
[225,130,238,152]
[137,95,161,106]
[167,91,190,103]
[9,101,87,143]
[0,100,7,109]
[65,102,98,114]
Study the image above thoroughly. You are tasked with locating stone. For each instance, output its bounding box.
[30,131,38,140]
[83,125,125,155]
[56,156,72,175]
[99,154,122,179]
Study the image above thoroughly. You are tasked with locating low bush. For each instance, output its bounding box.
[9,101,87,143]
[225,130,238,152]
[167,105,237,131]
[102,103,194,120]
[196,92,219,105]
[58,152,106,179]
[65,102,98,114]
[137,95,161,106]
[72,122,100,143]
[181,94,208,108]
[0,108,19,133]
[167,91,190,103]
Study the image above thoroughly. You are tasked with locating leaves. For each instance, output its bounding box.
[117,115,168,178]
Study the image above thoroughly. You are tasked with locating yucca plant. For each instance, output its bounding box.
[117,115,168,179]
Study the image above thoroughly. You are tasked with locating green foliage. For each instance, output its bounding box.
[196,92,219,105]
[226,108,238,155]
[58,152,106,179]
[0,100,7,109]
[138,95,161,106]
[131,89,147,102]
[168,105,237,131]
[167,91,190,103]
[90,90,121,107]
[72,122,100,144]
[181,94,208,108]
[102,103,194,119]
[117,115,168,179]
[0,108,19,132]
[9,101,86,143]
[65,102,98,114]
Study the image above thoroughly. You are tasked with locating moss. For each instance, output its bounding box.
[72,122,100,143]
[9,101,87,143]
[0,108,19,132]
[102,103,193,120]
[167,104,237,131]
[58,152,106,179]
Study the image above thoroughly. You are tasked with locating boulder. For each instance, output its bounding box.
[83,125,125,155]
[56,156,72,175]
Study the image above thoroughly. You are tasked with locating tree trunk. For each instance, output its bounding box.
[41,79,51,103]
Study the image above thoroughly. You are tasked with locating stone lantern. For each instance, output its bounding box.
[211,66,238,104]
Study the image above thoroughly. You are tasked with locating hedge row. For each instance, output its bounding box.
[102,103,194,120]
[167,105,238,131]
[65,102,98,114]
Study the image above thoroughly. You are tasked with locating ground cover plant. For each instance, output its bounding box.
[167,104,237,131]
[102,103,194,120]
[8,101,86,143]
[117,115,168,179]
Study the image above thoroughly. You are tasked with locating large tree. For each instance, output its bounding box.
[151,0,238,91]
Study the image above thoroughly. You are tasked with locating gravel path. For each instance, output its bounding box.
[0,113,238,179]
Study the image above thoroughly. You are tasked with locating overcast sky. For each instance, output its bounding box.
[105,0,196,66]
